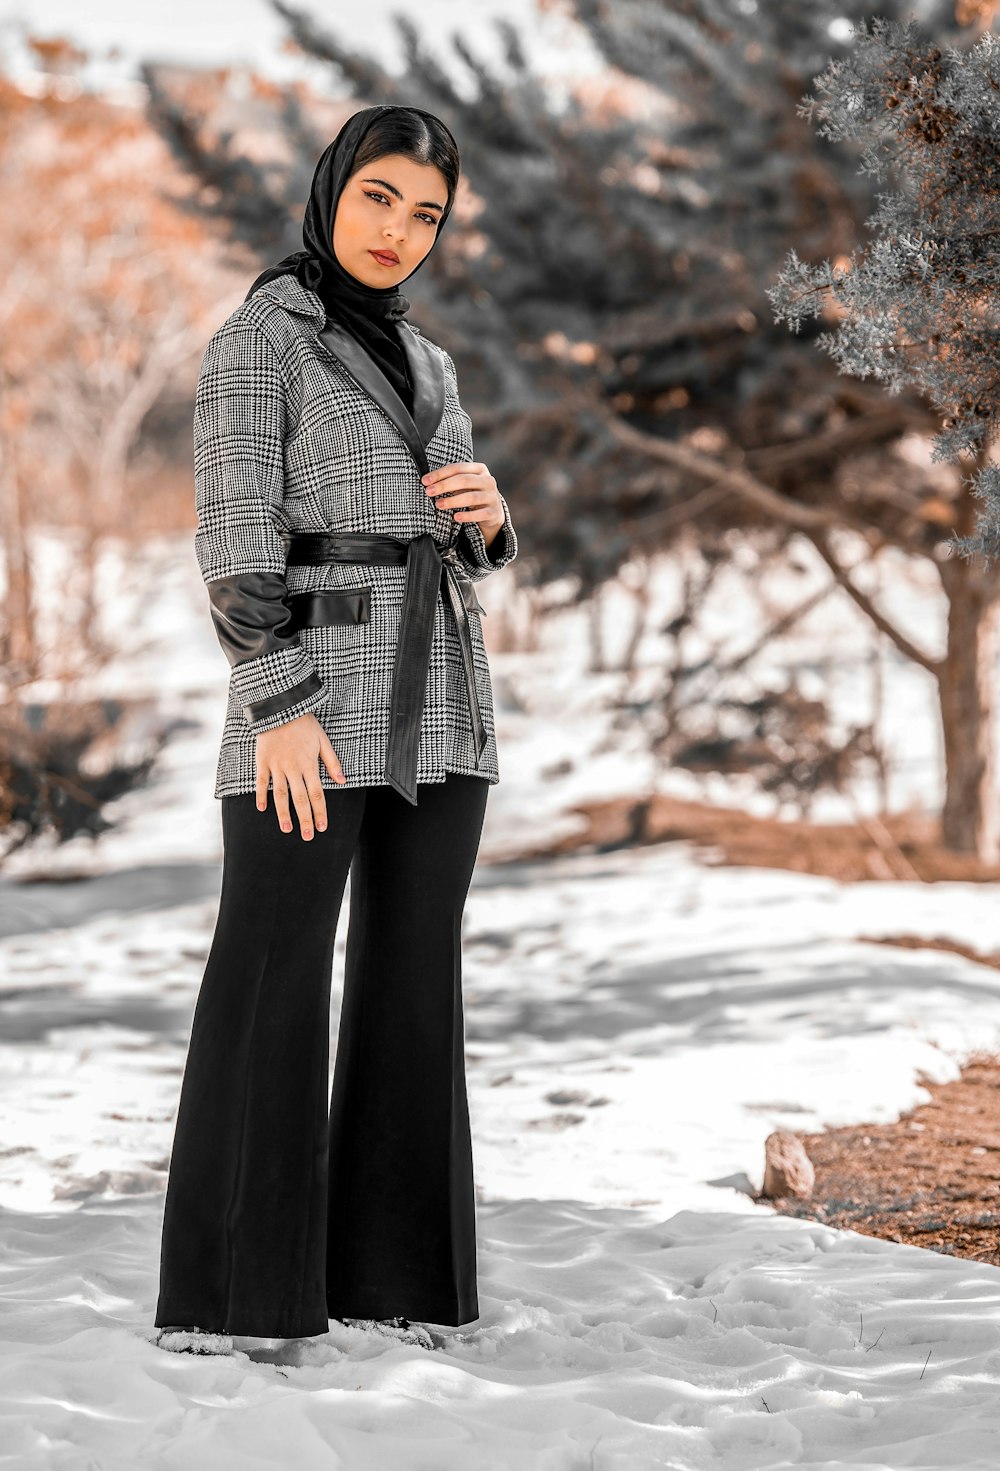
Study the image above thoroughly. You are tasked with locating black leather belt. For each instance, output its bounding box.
[283,530,488,806]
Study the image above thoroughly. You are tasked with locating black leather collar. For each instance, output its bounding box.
[315,319,446,479]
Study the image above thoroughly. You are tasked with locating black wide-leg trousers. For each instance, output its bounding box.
[154,772,490,1339]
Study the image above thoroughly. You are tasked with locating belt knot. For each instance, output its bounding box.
[283,529,488,805]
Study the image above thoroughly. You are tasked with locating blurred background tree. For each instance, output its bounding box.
[770,16,1000,857]
[1,38,218,684]
[142,0,998,856]
[0,37,227,846]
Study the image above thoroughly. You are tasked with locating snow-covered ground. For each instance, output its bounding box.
[3,530,1000,1469]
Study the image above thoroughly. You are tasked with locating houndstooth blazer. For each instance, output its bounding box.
[193,270,518,800]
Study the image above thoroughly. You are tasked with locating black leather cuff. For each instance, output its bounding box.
[205,570,297,667]
[244,670,324,724]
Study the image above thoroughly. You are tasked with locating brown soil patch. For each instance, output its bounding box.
[760,1049,1000,1264]
[516,790,1000,884]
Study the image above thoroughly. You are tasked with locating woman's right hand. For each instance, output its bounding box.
[255,712,346,839]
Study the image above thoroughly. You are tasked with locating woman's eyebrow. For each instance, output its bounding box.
[361,176,444,212]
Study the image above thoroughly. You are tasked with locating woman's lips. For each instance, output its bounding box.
[370,250,399,266]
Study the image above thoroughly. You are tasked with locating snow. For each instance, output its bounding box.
[3,530,1000,1468]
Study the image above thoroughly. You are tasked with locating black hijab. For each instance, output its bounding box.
[245,104,456,414]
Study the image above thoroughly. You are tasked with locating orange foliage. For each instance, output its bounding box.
[0,42,237,687]
[0,51,224,521]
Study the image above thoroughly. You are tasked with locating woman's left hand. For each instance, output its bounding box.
[422,462,505,544]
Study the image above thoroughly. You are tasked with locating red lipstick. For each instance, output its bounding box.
[370,249,399,266]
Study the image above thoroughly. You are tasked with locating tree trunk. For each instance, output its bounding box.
[587,586,606,673]
[938,550,1000,861]
[0,421,38,684]
[619,571,651,673]
[935,579,994,859]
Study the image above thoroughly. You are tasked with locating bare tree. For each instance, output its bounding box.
[0,41,222,687]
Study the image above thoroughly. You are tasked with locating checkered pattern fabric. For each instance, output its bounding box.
[193,271,518,799]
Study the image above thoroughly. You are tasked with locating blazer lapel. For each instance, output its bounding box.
[398,325,448,451]
[315,319,446,478]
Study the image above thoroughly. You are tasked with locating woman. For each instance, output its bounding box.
[153,103,518,1356]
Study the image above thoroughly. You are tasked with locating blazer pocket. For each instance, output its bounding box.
[284,585,372,632]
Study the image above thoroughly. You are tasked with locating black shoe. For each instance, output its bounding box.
[337,1315,434,1350]
[154,1325,234,1355]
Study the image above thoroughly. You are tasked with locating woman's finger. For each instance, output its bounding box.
[303,771,328,833]
[318,730,346,785]
[255,762,271,812]
[271,774,293,833]
[285,770,317,841]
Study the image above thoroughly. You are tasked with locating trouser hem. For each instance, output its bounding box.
[328,1295,479,1327]
[154,1305,332,1340]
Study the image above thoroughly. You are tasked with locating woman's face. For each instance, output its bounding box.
[332,153,450,286]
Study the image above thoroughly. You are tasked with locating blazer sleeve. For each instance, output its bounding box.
[193,319,327,733]
[441,348,519,582]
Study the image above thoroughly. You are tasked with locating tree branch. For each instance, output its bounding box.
[746,404,937,474]
[573,382,942,672]
[580,383,924,557]
[798,527,942,676]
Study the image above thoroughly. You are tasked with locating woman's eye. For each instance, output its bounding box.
[364,190,438,227]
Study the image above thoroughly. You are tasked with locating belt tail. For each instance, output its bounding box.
[384,532,440,805]
[442,563,489,766]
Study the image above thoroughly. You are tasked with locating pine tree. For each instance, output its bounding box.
[770,15,1000,858]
